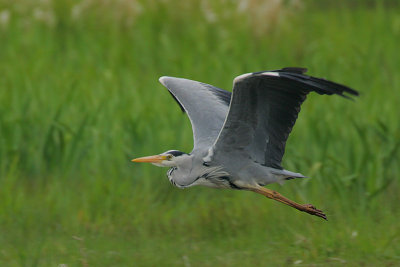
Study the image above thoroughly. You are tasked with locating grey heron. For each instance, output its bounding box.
[132,67,358,220]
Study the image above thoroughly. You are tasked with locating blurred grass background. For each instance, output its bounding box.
[0,0,400,266]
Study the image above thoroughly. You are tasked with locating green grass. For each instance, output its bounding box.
[1,0,400,266]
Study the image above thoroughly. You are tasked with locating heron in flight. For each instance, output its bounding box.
[132,68,358,220]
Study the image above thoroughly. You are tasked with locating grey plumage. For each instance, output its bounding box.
[133,67,358,220]
[212,68,358,170]
[159,77,230,152]
[161,68,357,172]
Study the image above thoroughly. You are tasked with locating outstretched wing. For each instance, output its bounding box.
[159,76,231,152]
[210,68,358,169]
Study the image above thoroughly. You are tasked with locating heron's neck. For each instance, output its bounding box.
[174,153,193,168]
[167,154,198,187]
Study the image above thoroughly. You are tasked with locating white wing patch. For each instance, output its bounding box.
[203,147,214,162]
[260,72,280,77]
[233,73,253,84]
[233,71,280,84]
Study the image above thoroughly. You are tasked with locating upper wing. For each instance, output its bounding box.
[159,76,231,152]
[210,68,358,169]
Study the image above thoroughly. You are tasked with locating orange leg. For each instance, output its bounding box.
[247,186,327,220]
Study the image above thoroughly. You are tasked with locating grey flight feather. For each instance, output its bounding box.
[211,68,359,170]
[159,76,231,152]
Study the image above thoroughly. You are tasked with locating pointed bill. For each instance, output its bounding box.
[131,155,166,163]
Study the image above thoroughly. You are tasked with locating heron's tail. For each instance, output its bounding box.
[272,169,306,183]
[285,175,307,181]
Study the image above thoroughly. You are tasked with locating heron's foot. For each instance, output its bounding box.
[301,204,327,220]
[247,186,327,220]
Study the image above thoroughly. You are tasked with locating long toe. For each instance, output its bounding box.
[303,204,327,220]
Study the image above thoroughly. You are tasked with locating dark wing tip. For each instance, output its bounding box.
[262,68,358,98]
[339,87,359,100]
[342,85,359,97]
[276,71,359,100]
[312,77,359,99]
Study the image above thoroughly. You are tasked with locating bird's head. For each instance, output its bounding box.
[132,150,189,167]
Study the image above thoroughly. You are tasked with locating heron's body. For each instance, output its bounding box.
[167,152,304,189]
[133,68,358,220]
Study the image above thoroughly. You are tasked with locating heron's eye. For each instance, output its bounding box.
[166,155,173,160]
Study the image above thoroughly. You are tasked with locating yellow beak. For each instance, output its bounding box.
[131,155,167,163]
